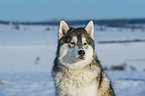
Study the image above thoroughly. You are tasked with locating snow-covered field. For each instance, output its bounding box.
[0,24,145,96]
[0,71,145,96]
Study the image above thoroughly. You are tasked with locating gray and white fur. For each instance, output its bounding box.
[52,20,115,96]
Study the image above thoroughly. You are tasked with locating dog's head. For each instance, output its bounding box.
[57,20,95,69]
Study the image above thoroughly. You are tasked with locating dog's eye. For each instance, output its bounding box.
[69,42,75,47]
[70,42,75,45]
[83,42,88,45]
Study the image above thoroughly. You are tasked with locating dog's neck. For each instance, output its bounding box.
[57,58,96,71]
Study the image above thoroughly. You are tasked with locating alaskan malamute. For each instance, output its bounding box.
[52,20,115,96]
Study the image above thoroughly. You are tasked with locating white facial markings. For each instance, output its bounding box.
[58,34,94,69]
[59,44,94,69]
[69,36,77,47]
[82,36,87,44]
[72,36,77,43]
[82,36,88,47]
[59,44,69,59]
[68,36,89,61]
[69,46,79,61]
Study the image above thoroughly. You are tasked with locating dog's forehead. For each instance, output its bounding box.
[82,36,87,43]
[71,35,87,44]
[71,36,77,42]
[68,28,88,38]
[68,28,85,35]
[68,28,87,41]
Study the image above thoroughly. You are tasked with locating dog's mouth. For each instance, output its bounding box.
[78,56,85,60]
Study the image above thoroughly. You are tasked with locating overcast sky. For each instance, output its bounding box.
[0,0,145,22]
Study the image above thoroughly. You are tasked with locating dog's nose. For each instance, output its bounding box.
[78,50,85,56]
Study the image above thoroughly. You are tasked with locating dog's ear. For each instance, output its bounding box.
[58,20,70,39]
[84,20,94,39]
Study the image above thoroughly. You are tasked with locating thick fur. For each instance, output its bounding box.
[52,20,115,96]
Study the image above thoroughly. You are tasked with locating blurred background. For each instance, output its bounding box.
[0,0,145,96]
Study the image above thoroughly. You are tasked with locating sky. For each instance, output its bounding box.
[0,0,145,22]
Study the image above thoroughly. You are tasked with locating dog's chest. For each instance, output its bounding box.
[55,68,98,96]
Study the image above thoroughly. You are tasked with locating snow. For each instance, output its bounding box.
[109,71,145,96]
[0,72,145,96]
[0,24,145,96]
[96,42,145,71]
[0,72,55,96]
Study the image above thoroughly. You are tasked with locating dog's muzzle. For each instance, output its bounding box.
[78,50,85,59]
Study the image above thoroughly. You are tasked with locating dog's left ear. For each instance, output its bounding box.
[58,20,70,39]
[84,20,94,39]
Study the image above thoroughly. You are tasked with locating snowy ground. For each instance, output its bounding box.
[0,71,145,96]
[0,24,145,96]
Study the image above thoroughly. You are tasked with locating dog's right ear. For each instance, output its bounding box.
[58,20,70,39]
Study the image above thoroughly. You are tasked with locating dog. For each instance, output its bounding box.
[52,20,115,96]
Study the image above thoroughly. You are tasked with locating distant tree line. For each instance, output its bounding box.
[1,18,145,26]
[104,63,137,71]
